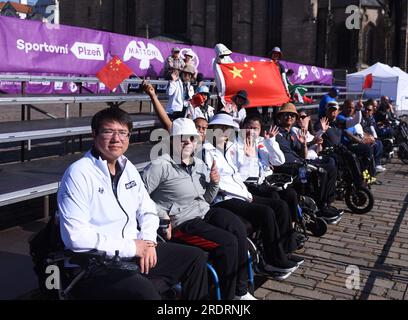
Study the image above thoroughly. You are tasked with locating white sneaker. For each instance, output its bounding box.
[376,165,386,173]
[233,292,258,300]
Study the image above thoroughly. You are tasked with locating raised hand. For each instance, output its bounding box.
[264,125,279,139]
[171,70,179,82]
[244,133,257,157]
[356,99,364,111]
[142,80,155,97]
[320,117,330,132]
[296,128,308,145]
[210,160,220,184]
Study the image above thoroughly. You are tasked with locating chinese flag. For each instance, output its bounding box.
[363,73,373,90]
[96,56,134,91]
[218,61,290,108]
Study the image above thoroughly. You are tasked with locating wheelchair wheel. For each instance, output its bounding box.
[246,237,260,266]
[345,186,374,214]
[306,217,327,237]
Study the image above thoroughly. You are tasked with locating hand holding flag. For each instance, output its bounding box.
[96,56,134,91]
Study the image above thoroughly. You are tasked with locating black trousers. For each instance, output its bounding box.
[172,207,248,299]
[348,143,375,175]
[309,156,337,207]
[72,242,208,300]
[246,184,299,222]
[252,195,298,253]
[213,198,291,267]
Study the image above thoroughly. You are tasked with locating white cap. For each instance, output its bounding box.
[170,118,199,137]
[208,113,239,129]
[214,43,232,56]
[326,101,339,110]
[197,85,210,94]
[184,49,194,57]
[272,46,282,53]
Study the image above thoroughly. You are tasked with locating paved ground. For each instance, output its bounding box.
[254,157,408,300]
[0,158,407,300]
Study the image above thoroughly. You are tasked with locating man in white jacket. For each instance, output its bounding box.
[57,107,208,300]
[166,65,195,119]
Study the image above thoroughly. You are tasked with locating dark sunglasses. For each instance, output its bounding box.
[299,115,309,119]
[282,113,297,118]
[180,136,198,143]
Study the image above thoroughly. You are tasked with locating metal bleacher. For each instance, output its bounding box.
[0,142,154,210]
[0,75,174,213]
[0,73,360,215]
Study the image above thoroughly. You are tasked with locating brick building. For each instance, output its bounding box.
[58,0,408,72]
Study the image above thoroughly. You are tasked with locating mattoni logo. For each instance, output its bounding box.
[311,66,321,79]
[297,66,309,80]
[322,70,332,76]
[70,42,105,61]
[180,48,200,69]
[123,40,164,69]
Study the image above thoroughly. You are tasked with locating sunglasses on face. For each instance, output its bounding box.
[283,113,297,118]
[180,136,198,144]
[299,115,309,119]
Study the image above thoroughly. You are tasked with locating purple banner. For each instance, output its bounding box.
[0,15,332,94]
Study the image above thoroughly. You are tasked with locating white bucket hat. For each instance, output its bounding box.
[208,113,239,129]
[170,118,199,137]
[214,43,232,57]
[184,49,194,57]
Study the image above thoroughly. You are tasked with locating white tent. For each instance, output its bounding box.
[346,62,408,111]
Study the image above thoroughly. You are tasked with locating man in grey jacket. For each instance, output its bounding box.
[143,118,256,300]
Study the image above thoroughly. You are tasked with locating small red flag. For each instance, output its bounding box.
[96,56,134,91]
[363,73,373,90]
[190,93,206,107]
[218,61,290,108]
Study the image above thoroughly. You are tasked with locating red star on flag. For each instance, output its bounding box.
[217,61,290,108]
[96,56,134,91]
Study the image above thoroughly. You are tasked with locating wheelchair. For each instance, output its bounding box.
[249,171,328,238]
[321,145,374,214]
[380,116,408,164]
[29,214,184,300]
[157,220,255,300]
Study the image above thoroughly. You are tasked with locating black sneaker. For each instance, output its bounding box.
[326,215,342,225]
[288,254,304,266]
[261,259,298,273]
[316,206,341,222]
[327,205,344,216]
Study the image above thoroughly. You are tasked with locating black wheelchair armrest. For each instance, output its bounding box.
[67,249,107,267]
[159,219,171,229]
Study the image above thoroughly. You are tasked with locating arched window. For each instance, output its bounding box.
[164,0,187,37]
[217,0,233,48]
[336,25,357,68]
[363,22,375,65]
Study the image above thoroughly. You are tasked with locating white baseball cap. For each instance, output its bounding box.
[208,113,239,129]
[326,101,340,110]
[170,118,199,137]
[184,49,194,57]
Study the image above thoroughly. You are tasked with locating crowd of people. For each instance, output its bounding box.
[54,43,399,301]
